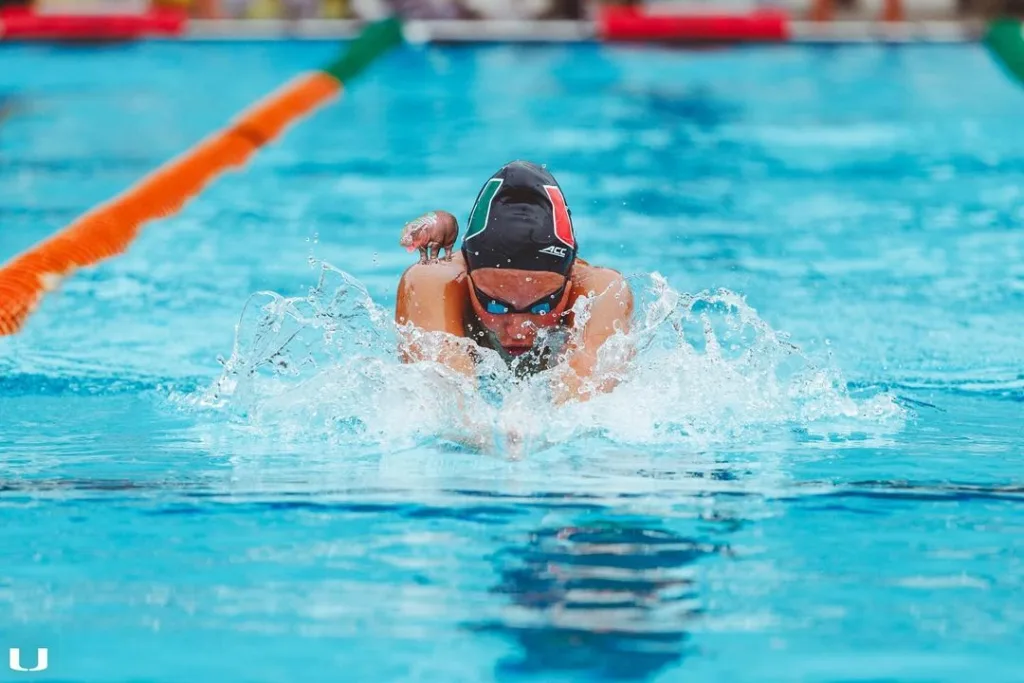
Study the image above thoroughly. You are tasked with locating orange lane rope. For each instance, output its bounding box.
[0,73,339,336]
[0,17,402,336]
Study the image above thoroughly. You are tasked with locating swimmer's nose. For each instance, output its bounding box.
[503,317,534,341]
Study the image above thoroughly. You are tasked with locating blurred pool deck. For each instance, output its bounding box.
[181,17,988,42]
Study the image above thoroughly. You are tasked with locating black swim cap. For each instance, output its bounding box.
[461,161,577,276]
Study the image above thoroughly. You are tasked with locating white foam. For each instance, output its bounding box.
[179,261,905,454]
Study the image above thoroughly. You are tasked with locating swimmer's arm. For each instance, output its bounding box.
[395,260,475,377]
[554,269,634,404]
[395,265,519,454]
[394,260,533,455]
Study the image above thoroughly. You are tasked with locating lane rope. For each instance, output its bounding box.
[0,17,402,336]
[986,19,1024,88]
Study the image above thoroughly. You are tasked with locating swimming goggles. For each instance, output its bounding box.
[470,277,569,316]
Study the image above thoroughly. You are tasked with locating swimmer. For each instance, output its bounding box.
[395,160,633,405]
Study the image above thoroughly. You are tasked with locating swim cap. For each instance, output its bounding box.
[461,161,577,276]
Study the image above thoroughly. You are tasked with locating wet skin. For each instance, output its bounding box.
[395,252,634,403]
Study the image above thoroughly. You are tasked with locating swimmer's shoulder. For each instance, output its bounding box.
[396,251,469,331]
[567,259,634,337]
[569,258,630,298]
[399,251,468,289]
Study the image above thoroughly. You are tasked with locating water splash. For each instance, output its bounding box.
[182,262,904,453]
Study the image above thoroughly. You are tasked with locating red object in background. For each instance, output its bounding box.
[599,5,790,43]
[0,6,186,40]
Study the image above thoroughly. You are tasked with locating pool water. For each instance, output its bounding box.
[1,41,1023,682]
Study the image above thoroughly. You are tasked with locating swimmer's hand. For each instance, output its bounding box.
[550,351,626,405]
[498,427,526,460]
[550,272,635,405]
[435,399,528,458]
[439,420,526,459]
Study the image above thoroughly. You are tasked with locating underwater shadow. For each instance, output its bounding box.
[470,520,729,681]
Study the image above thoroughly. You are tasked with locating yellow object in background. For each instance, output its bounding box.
[322,0,348,18]
[246,0,281,18]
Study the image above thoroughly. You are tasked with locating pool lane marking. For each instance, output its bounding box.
[0,17,402,337]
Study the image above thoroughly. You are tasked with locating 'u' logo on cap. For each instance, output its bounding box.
[543,186,574,249]
[465,178,503,241]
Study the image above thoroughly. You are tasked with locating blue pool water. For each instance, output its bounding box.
[1,40,1023,682]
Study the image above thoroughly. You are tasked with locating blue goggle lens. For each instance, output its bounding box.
[529,302,552,315]
[486,300,510,315]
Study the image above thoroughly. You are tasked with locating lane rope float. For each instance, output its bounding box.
[985,18,1024,87]
[0,16,402,336]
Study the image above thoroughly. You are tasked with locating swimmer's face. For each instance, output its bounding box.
[468,268,571,354]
